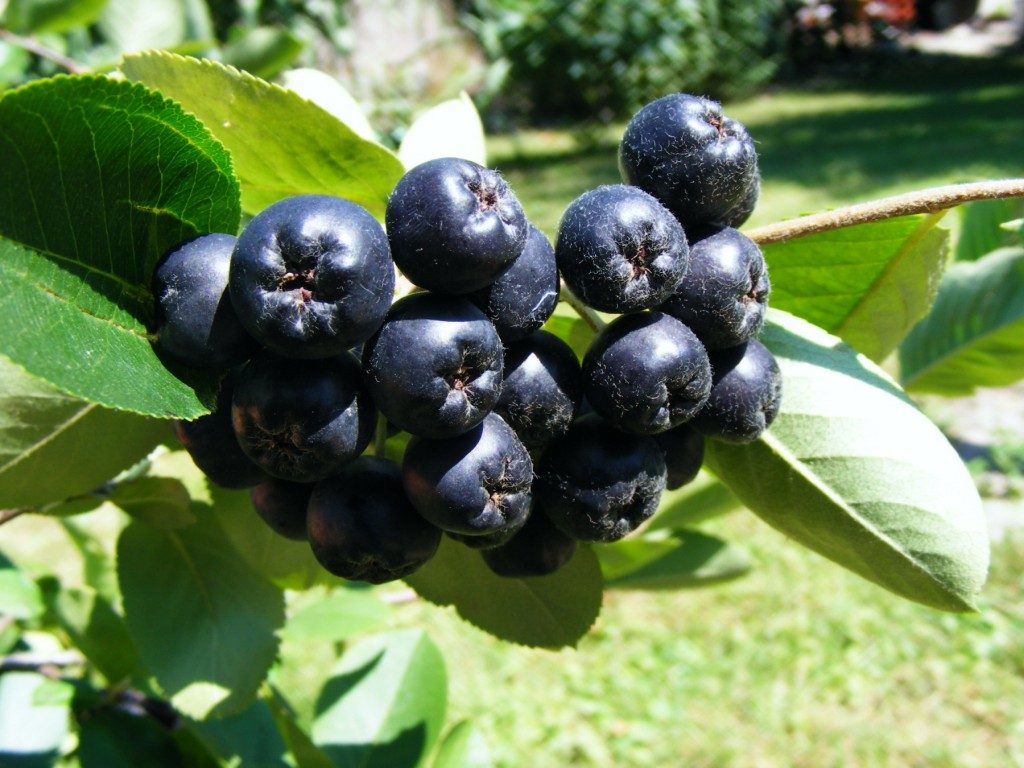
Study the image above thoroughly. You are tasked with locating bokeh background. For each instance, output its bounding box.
[2,1,1023,765]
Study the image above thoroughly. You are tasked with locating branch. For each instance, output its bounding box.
[0,651,85,675]
[746,179,1024,245]
[0,29,88,74]
[561,286,606,332]
[0,508,30,526]
[374,413,389,457]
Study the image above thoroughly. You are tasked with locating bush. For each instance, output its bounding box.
[462,0,787,122]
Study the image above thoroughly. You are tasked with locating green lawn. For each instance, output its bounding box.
[396,55,1024,768]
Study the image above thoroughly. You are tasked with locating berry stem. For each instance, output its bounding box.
[374,413,389,458]
[745,179,1024,245]
[562,287,607,332]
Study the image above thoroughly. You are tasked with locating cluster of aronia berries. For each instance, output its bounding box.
[154,92,781,585]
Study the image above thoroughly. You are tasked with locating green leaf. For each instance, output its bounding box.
[898,246,1024,395]
[45,585,145,684]
[208,480,325,590]
[122,52,404,218]
[279,68,376,141]
[117,514,284,719]
[221,26,304,81]
[431,721,491,768]
[312,629,447,768]
[0,553,43,619]
[707,310,989,612]
[598,530,750,589]
[0,75,239,418]
[187,698,290,768]
[109,476,195,529]
[398,93,486,170]
[404,536,603,649]
[98,0,187,54]
[266,687,334,768]
[0,672,69,763]
[284,587,392,643]
[3,0,108,34]
[77,708,183,768]
[763,213,949,362]
[955,198,1024,262]
[646,470,741,531]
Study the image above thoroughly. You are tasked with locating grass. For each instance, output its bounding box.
[392,54,1024,768]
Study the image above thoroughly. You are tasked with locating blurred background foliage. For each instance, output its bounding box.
[3,0,1021,137]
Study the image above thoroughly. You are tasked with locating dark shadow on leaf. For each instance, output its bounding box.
[317,723,429,768]
[313,649,386,720]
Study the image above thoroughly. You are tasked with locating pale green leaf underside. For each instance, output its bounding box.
[763,213,949,362]
[404,536,603,649]
[117,515,284,719]
[122,52,404,218]
[0,75,240,418]
[312,629,447,768]
[899,246,1024,395]
[0,355,169,509]
[708,310,988,612]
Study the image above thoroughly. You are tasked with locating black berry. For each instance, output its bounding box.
[692,340,783,443]
[468,224,559,342]
[231,351,375,482]
[495,330,582,448]
[307,457,441,583]
[556,185,689,312]
[173,372,268,489]
[386,157,528,294]
[402,413,533,537]
[362,293,503,438]
[229,194,394,359]
[583,312,712,434]
[250,478,313,541]
[482,506,576,578]
[660,227,770,350]
[535,414,666,542]
[153,233,257,370]
[653,424,705,490]
[619,94,757,231]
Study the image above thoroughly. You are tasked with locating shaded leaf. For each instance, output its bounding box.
[763,213,949,361]
[266,687,334,768]
[398,93,486,170]
[45,585,145,684]
[312,629,447,768]
[646,470,741,531]
[187,698,290,768]
[122,52,403,218]
[899,246,1024,395]
[404,536,602,649]
[221,26,304,80]
[955,198,1024,262]
[117,514,284,719]
[0,75,239,417]
[598,530,750,589]
[707,310,988,612]
[78,708,182,768]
